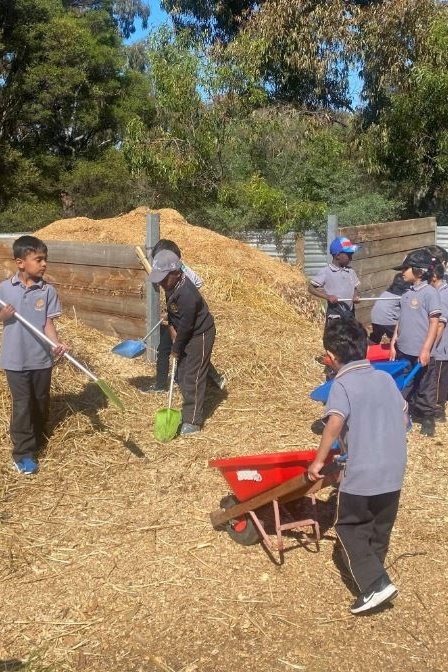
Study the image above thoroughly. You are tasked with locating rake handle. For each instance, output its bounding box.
[136,246,152,275]
[168,357,177,410]
[0,299,98,383]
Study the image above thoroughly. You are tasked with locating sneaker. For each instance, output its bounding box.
[216,374,226,391]
[434,406,446,423]
[13,457,38,475]
[142,383,168,394]
[350,577,398,614]
[420,417,435,437]
[179,423,201,436]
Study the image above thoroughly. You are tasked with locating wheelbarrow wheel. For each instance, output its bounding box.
[220,494,260,546]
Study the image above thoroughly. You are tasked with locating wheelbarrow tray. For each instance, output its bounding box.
[209,449,327,502]
[310,359,410,403]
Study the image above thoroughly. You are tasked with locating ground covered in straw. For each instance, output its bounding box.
[0,210,447,672]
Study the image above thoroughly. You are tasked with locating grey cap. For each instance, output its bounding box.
[149,250,181,283]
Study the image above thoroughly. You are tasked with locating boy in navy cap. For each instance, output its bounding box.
[308,318,408,615]
[149,250,216,435]
[308,236,361,322]
[390,248,442,437]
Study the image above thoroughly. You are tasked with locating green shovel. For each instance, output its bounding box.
[154,357,182,442]
[0,299,124,411]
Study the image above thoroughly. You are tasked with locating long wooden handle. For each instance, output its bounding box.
[209,462,342,528]
[0,299,98,383]
[136,246,152,275]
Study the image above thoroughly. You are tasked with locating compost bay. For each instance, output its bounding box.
[0,208,446,671]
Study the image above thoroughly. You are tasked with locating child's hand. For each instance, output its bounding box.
[307,460,325,482]
[389,341,396,361]
[327,294,339,304]
[0,304,15,321]
[161,310,169,326]
[418,348,430,366]
[353,294,360,303]
[53,342,68,357]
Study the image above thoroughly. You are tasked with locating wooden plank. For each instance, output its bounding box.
[0,240,143,269]
[58,287,146,320]
[340,218,436,243]
[351,232,435,261]
[351,249,423,275]
[359,269,396,292]
[63,307,147,341]
[44,263,146,293]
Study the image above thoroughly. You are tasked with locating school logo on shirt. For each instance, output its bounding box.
[34,298,45,311]
[410,298,420,310]
[168,301,179,314]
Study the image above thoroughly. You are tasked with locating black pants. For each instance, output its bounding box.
[6,368,52,460]
[178,326,215,426]
[369,323,396,344]
[335,490,401,593]
[396,349,437,418]
[435,359,448,407]
[157,323,221,389]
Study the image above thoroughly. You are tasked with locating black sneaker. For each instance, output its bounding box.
[142,383,168,394]
[420,417,435,437]
[434,406,446,423]
[350,577,398,615]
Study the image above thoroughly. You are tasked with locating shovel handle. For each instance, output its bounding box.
[142,319,163,342]
[0,299,99,383]
[136,246,152,275]
[168,357,177,410]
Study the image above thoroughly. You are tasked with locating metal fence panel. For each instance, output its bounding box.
[303,229,327,278]
[232,230,297,265]
[436,225,448,250]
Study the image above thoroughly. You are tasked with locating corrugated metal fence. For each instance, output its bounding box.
[232,230,297,265]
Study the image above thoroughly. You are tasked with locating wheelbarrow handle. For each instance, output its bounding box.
[401,362,422,389]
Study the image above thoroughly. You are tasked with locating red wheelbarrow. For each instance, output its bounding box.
[209,450,342,563]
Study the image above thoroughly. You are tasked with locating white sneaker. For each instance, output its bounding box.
[350,578,398,614]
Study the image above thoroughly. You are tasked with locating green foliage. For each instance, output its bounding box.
[62,148,136,218]
[0,199,61,233]
[362,13,448,221]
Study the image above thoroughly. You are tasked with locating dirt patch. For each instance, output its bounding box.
[0,210,445,671]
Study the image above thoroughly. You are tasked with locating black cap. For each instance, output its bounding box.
[393,249,434,271]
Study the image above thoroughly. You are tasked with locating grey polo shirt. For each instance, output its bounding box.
[434,282,448,361]
[396,281,441,356]
[370,290,402,326]
[0,274,62,371]
[310,264,360,309]
[324,360,407,496]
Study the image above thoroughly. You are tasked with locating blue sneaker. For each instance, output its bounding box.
[13,457,38,475]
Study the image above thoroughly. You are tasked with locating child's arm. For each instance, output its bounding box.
[44,318,68,356]
[435,319,446,347]
[389,324,399,360]
[308,283,338,304]
[308,414,344,481]
[419,315,440,366]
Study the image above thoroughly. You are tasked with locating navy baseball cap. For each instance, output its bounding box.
[329,236,360,256]
[393,249,434,271]
[149,250,181,283]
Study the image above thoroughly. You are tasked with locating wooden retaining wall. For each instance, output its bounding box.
[0,238,148,340]
[339,217,436,324]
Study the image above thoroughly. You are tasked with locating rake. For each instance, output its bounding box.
[0,299,124,411]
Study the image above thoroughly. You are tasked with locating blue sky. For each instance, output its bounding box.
[126,3,170,43]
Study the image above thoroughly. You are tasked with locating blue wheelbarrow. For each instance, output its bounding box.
[310,360,422,404]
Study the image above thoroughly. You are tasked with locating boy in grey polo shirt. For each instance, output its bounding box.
[369,273,410,344]
[429,261,448,422]
[308,236,361,322]
[0,235,66,475]
[308,318,408,615]
[390,248,442,437]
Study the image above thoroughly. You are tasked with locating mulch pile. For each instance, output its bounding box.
[0,208,446,672]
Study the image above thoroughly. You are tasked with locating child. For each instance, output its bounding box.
[149,249,216,435]
[390,248,442,437]
[369,273,411,344]
[0,235,66,474]
[308,236,361,323]
[146,239,225,392]
[308,318,408,615]
[429,261,448,422]
[147,239,203,392]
